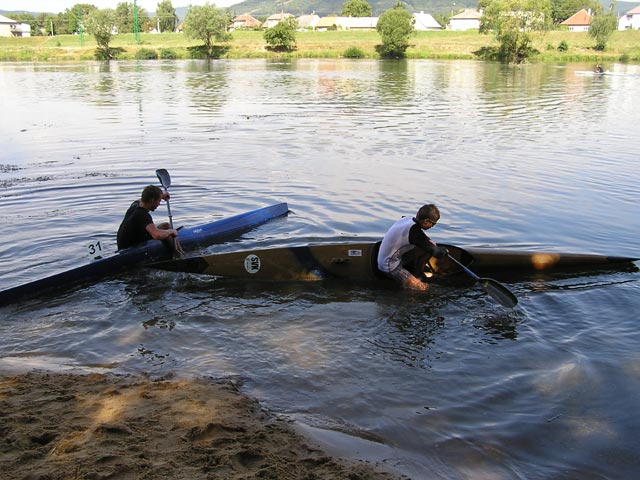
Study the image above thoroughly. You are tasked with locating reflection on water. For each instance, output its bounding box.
[1,59,640,478]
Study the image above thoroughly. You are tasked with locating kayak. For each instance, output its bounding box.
[575,71,638,77]
[148,241,638,283]
[0,202,289,306]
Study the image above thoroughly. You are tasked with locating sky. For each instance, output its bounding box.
[0,1,241,13]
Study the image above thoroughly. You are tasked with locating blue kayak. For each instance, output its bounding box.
[0,202,289,306]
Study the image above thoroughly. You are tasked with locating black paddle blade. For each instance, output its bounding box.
[155,169,171,189]
[479,278,518,308]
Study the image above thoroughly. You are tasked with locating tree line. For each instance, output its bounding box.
[10,0,621,63]
[8,1,177,36]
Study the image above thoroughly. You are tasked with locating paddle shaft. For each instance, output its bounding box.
[163,193,174,229]
[446,253,480,281]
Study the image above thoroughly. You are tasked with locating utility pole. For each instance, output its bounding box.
[134,0,140,44]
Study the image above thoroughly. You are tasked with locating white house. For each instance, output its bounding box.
[449,9,482,31]
[0,14,17,37]
[0,14,31,37]
[337,16,378,30]
[263,13,294,28]
[297,13,320,30]
[413,12,442,31]
[12,23,31,37]
[618,5,640,30]
[315,16,338,31]
[561,8,591,32]
[231,14,262,30]
[314,16,378,31]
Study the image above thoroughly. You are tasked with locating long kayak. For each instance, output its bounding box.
[148,241,638,283]
[0,202,289,306]
[575,71,639,77]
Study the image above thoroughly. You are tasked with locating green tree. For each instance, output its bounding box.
[376,3,415,59]
[183,3,232,57]
[67,4,97,34]
[52,12,67,34]
[341,0,372,17]
[480,0,552,63]
[264,17,298,52]
[39,13,57,36]
[156,0,178,32]
[85,8,117,59]
[589,3,617,51]
[115,2,134,33]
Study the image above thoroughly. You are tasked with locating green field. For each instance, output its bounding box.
[1,29,639,62]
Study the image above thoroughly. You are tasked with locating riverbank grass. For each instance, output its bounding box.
[1,30,639,62]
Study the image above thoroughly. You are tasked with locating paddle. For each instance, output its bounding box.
[446,253,518,308]
[155,168,184,257]
[155,168,174,229]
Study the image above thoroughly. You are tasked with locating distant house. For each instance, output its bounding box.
[232,14,262,30]
[263,13,294,28]
[315,16,378,31]
[413,11,442,31]
[561,9,591,32]
[297,13,320,30]
[449,9,482,31]
[0,14,29,37]
[338,17,378,30]
[618,5,640,30]
[0,14,16,37]
[315,16,339,31]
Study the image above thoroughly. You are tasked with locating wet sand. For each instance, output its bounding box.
[0,370,402,479]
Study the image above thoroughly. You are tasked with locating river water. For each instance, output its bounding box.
[1,59,639,479]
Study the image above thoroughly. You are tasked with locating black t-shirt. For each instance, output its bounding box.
[116,201,154,250]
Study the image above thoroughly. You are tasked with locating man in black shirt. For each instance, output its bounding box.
[117,185,179,250]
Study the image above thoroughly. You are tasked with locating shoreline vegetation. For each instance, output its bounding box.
[1,29,639,63]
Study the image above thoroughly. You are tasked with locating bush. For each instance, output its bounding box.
[159,48,178,59]
[376,5,415,59]
[187,45,209,59]
[264,17,298,52]
[343,46,365,58]
[557,40,568,52]
[135,48,158,60]
[94,46,124,60]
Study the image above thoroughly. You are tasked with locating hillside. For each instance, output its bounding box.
[221,0,640,16]
[224,0,476,17]
[2,0,638,20]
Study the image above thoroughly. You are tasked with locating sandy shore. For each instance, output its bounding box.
[0,370,401,479]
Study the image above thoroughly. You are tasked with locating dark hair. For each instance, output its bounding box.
[141,185,163,203]
[416,204,440,223]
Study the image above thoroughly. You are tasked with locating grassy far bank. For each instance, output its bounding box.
[1,29,639,63]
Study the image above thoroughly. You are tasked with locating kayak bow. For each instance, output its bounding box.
[0,203,289,306]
